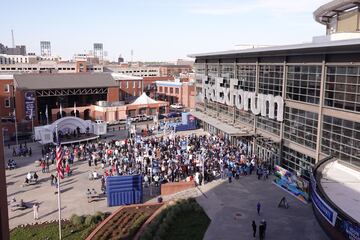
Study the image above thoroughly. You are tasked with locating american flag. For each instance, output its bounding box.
[56,140,64,179]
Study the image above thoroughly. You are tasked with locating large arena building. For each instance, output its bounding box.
[190,0,360,239]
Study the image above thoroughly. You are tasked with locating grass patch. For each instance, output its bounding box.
[166,209,210,240]
[11,221,96,240]
[140,198,210,240]
[10,212,108,240]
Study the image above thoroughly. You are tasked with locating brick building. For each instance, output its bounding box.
[111,73,143,103]
[156,79,195,109]
[159,65,193,77]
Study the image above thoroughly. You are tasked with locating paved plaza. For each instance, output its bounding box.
[5,128,202,229]
[5,129,328,240]
[196,174,328,240]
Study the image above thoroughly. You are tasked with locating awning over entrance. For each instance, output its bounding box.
[191,111,253,137]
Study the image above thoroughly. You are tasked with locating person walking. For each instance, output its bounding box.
[252,220,257,238]
[257,202,261,216]
[259,222,265,240]
[65,164,71,177]
[227,168,233,183]
[261,219,267,238]
[33,203,39,220]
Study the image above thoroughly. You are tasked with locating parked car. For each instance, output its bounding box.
[137,114,148,122]
[129,116,139,122]
[170,104,183,110]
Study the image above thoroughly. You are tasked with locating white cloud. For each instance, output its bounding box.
[188,0,330,16]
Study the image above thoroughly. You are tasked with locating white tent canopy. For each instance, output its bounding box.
[130,92,158,105]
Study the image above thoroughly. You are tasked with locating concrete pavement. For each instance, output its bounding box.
[196,174,328,240]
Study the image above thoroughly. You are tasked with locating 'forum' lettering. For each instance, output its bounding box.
[199,75,284,122]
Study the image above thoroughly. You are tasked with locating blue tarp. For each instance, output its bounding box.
[106,175,143,206]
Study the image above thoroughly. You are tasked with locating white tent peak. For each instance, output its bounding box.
[130,92,158,105]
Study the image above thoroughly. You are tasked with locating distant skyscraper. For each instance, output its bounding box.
[93,43,103,61]
[118,55,124,64]
[40,41,51,57]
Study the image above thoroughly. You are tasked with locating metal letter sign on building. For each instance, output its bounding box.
[200,75,284,122]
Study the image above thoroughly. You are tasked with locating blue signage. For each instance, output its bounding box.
[342,220,360,240]
[311,188,337,226]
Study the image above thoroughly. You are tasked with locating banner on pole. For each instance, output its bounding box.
[24,91,36,120]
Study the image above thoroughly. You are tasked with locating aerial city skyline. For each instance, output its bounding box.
[0,0,329,61]
[1,0,359,240]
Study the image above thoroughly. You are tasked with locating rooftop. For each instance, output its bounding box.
[14,73,118,90]
[111,73,143,81]
[188,38,360,58]
[320,160,360,223]
[313,0,360,24]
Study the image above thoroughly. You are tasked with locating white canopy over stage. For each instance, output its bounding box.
[34,116,107,144]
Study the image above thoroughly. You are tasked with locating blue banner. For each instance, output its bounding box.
[24,91,36,120]
[311,188,337,226]
[342,220,360,240]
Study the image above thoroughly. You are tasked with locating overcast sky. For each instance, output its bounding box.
[0,0,329,62]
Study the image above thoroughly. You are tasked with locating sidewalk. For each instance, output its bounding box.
[196,174,328,240]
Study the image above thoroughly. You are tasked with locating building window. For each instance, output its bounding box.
[284,107,318,150]
[126,81,129,89]
[159,86,163,92]
[321,115,360,168]
[138,82,141,89]
[4,84,10,93]
[325,66,360,112]
[237,65,256,92]
[287,65,321,104]
[133,81,136,88]
[165,87,168,93]
[175,88,179,94]
[170,87,174,94]
[256,115,281,136]
[282,146,315,179]
[259,65,283,96]
[4,98,10,108]
[221,64,234,88]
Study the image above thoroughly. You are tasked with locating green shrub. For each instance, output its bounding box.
[94,211,105,223]
[84,215,96,226]
[70,214,85,226]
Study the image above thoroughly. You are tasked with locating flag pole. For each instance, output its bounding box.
[31,109,34,142]
[14,109,18,146]
[46,105,49,125]
[56,124,62,240]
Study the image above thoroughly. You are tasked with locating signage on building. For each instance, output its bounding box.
[341,220,360,240]
[273,165,310,203]
[310,176,337,227]
[310,187,338,226]
[24,91,36,120]
[199,75,284,121]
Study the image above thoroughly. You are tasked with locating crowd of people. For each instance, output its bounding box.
[36,131,273,194]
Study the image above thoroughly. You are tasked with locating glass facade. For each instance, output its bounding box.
[256,115,281,136]
[193,59,360,173]
[235,109,254,126]
[325,66,360,112]
[322,115,360,167]
[287,65,322,104]
[259,65,283,96]
[282,146,315,179]
[237,65,256,92]
[284,107,318,150]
